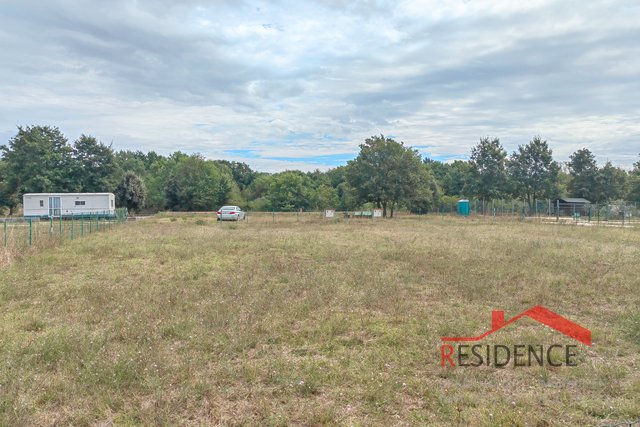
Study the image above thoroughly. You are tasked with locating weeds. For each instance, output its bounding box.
[0,216,638,425]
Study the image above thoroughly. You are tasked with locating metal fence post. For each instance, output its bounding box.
[29,219,32,246]
[59,215,63,239]
[50,216,53,239]
[3,220,6,247]
[81,215,84,238]
[71,214,74,240]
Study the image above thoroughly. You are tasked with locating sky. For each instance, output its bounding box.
[0,0,639,171]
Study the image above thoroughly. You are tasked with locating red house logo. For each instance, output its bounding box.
[440,306,591,367]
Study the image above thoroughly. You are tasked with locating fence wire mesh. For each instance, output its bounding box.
[156,201,640,227]
[1,208,129,267]
[433,198,639,226]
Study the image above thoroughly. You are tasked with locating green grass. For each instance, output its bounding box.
[0,215,639,425]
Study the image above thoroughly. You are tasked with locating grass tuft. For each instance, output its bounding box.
[0,215,638,425]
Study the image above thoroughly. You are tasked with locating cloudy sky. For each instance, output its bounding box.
[0,0,638,171]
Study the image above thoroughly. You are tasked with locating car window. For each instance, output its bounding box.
[220,206,234,210]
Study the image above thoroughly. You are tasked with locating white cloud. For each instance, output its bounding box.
[0,0,638,171]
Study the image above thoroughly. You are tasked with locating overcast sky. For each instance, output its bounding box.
[1,0,638,171]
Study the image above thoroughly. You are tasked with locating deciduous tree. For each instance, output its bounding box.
[72,134,117,192]
[266,171,313,211]
[508,137,560,211]
[469,137,507,200]
[115,171,146,213]
[165,155,231,211]
[0,126,75,196]
[347,135,435,217]
[567,148,598,200]
[594,162,627,202]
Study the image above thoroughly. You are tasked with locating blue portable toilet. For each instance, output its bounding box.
[457,199,470,216]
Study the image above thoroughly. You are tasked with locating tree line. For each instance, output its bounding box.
[1,126,639,217]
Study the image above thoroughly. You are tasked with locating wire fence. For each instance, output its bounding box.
[154,202,640,226]
[432,198,640,226]
[1,209,128,268]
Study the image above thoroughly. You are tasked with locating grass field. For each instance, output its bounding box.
[0,215,638,426]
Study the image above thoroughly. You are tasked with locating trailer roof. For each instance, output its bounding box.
[556,197,591,204]
[23,193,114,196]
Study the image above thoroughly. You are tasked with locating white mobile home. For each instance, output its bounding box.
[23,193,116,218]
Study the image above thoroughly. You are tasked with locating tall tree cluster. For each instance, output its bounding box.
[566,149,629,203]
[427,137,634,208]
[0,125,638,216]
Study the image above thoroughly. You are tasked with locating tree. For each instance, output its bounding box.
[567,148,598,200]
[628,176,640,201]
[324,166,358,210]
[265,171,313,211]
[114,150,150,178]
[165,155,231,211]
[594,162,627,202]
[0,126,75,197]
[0,159,18,215]
[629,155,640,201]
[469,137,507,201]
[425,159,474,197]
[405,164,441,214]
[508,137,560,211]
[72,134,117,192]
[346,135,431,217]
[312,184,340,210]
[115,172,146,213]
[214,160,257,191]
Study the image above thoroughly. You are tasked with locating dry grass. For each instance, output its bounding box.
[0,217,119,269]
[0,214,638,426]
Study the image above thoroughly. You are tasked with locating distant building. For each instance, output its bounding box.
[23,193,116,218]
[553,198,591,216]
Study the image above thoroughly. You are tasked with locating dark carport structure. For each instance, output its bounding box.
[553,198,591,217]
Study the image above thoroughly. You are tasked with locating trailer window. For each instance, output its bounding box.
[39,200,44,207]
[75,201,86,206]
[111,200,114,207]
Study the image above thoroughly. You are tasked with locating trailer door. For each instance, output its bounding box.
[48,196,61,217]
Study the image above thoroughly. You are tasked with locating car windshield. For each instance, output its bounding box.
[220,206,236,210]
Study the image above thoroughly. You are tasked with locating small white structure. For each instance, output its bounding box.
[324,209,335,218]
[372,209,383,218]
[23,193,116,218]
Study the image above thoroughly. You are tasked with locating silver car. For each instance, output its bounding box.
[216,206,246,221]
